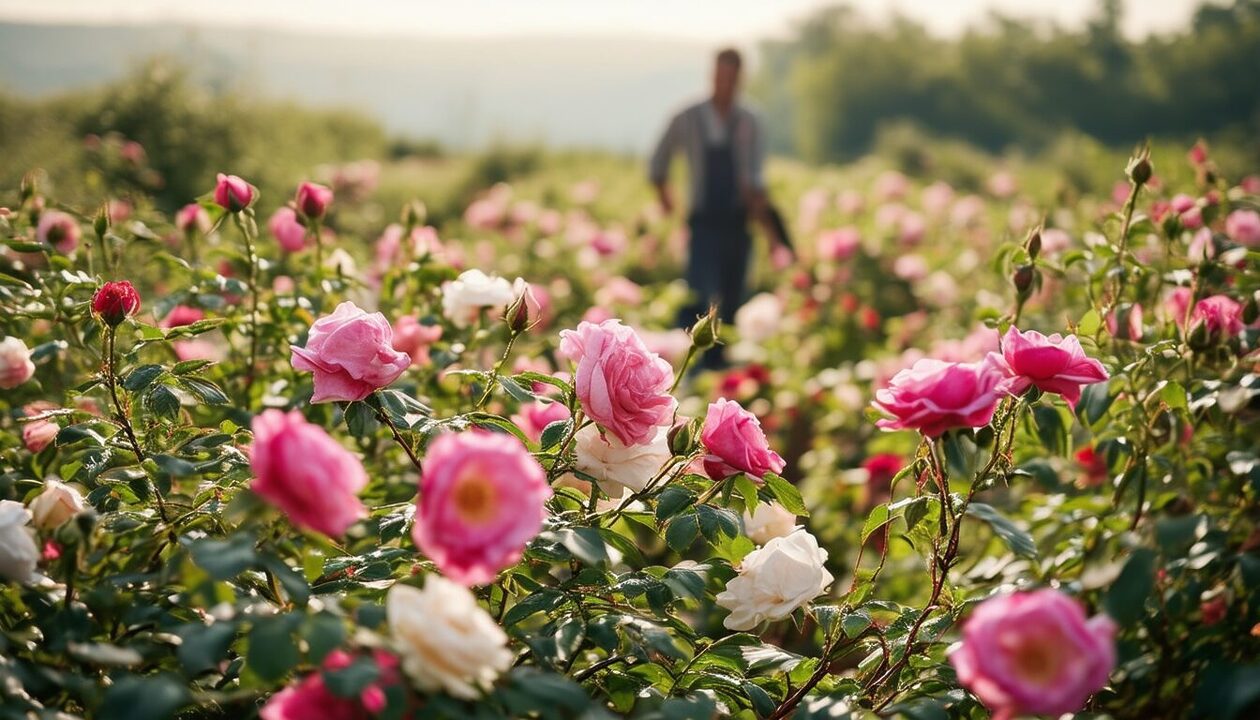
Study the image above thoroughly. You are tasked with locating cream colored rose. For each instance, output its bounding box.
[0,500,39,583]
[715,528,834,631]
[734,293,782,344]
[28,478,85,530]
[387,577,512,699]
[441,269,516,327]
[743,502,798,545]
[574,424,671,497]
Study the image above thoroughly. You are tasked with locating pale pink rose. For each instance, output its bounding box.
[273,276,296,294]
[37,210,81,253]
[817,227,861,261]
[1191,295,1244,341]
[836,189,865,216]
[987,171,1017,198]
[176,203,211,234]
[582,306,614,325]
[160,305,204,329]
[249,410,367,537]
[997,327,1109,408]
[1164,286,1194,328]
[594,277,644,308]
[1188,227,1215,263]
[291,302,411,403]
[558,320,677,446]
[798,188,829,233]
[874,203,906,231]
[898,212,926,246]
[1170,194,1196,214]
[873,356,1007,437]
[701,398,785,481]
[0,337,36,389]
[570,179,600,204]
[950,195,986,228]
[931,327,999,363]
[391,315,443,368]
[173,339,225,363]
[1240,175,1260,195]
[1039,228,1072,255]
[23,418,59,453]
[106,199,132,225]
[1180,205,1203,229]
[511,401,571,443]
[1106,304,1144,342]
[920,181,954,216]
[213,173,255,212]
[268,207,308,253]
[1225,209,1260,247]
[893,254,929,281]
[950,589,1116,720]
[412,431,551,586]
[590,228,627,257]
[637,328,693,366]
[874,171,909,201]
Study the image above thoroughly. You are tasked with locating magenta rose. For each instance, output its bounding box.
[558,319,677,446]
[295,181,334,220]
[950,589,1116,720]
[213,173,255,212]
[1190,295,1244,341]
[873,356,1007,437]
[997,327,1109,408]
[412,431,551,586]
[291,302,411,403]
[249,409,367,537]
[701,398,785,480]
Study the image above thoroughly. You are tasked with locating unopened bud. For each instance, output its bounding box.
[20,173,36,202]
[668,417,702,456]
[1126,148,1153,187]
[504,293,530,334]
[1013,264,1035,298]
[93,204,111,239]
[1025,228,1042,261]
[403,200,427,228]
[690,307,720,349]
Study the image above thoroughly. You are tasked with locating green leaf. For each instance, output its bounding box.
[665,513,700,552]
[1160,381,1188,411]
[1076,381,1114,427]
[1032,405,1067,455]
[98,675,189,720]
[171,359,214,375]
[260,554,311,606]
[1078,308,1102,336]
[146,384,181,420]
[180,377,230,405]
[656,486,696,522]
[763,473,809,516]
[860,504,891,543]
[247,615,301,681]
[1104,548,1156,627]
[323,656,381,698]
[558,526,607,566]
[696,504,740,541]
[304,612,346,664]
[177,622,237,675]
[539,418,571,449]
[965,503,1036,558]
[344,401,379,437]
[189,535,257,579]
[504,590,566,626]
[122,364,165,391]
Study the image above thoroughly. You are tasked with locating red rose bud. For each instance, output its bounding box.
[1026,228,1042,261]
[504,293,530,334]
[92,281,141,326]
[1013,264,1035,298]
[295,181,334,220]
[213,173,255,212]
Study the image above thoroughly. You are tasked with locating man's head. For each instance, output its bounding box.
[712,48,742,107]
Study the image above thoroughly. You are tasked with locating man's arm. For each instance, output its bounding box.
[649,111,683,215]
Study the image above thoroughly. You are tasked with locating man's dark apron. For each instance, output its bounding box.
[680,110,752,368]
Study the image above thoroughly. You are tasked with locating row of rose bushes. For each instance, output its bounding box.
[1,142,1259,719]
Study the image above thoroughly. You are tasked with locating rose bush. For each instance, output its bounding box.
[0,139,1257,720]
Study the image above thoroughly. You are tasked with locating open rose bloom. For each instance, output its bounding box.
[950,589,1116,720]
[873,356,1007,437]
[997,327,1109,408]
[701,398,785,481]
[291,301,411,402]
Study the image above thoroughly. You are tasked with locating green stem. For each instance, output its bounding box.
[234,212,261,404]
[103,325,169,524]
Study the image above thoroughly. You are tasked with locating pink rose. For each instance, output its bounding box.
[176,203,211,234]
[1106,303,1143,342]
[413,431,551,585]
[511,401,571,444]
[1164,286,1194,328]
[998,327,1109,408]
[295,181,334,220]
[1225,209,1260,247]
[558,319,677,446]
[391,315,443,368]
[36,210,81,254]
[269,207,308,253]
[950,589,1116,720]
[701,398,785,480]
[249,410,367,537]
[817,227,861,261]
[873,356,1007,437]
[1191,295,1244,341]
[160,305,204,329]
[23,418,59,453]
[261,649,399,720]
[291,302,411,403]
[173,339,225,363]
[0,337,36,389]
[213,173,255,212]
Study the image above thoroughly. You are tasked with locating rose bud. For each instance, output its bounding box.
[213,173,255,212]
[1025,228,1042,261]
[1012,264,1035,298]
[504,293,530,335]
[295,181,333,220]
[1126,150,1153,186]
[689,306,720,350]
[92,281,141,326]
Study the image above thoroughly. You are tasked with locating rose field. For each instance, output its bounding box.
[2,109,1260,720]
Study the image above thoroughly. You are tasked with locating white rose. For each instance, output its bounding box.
[742,502,798,546]
[0,500,39,584]
[0,336,36,390]
[28,478,85,530]
[574,424,671,497]
[387,577,512,699]
[324,248,358,277]
[715,528,833,631]
[734,293,782,344]
[442,269,516,327]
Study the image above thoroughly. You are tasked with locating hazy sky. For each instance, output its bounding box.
[0,0,1204,41]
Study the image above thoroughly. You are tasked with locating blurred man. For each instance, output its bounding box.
[650,48,780,369]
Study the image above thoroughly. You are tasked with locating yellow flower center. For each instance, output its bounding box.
[452,469,498,525]
[1009,636,1063,685]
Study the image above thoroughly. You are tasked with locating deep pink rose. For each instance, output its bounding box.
[413,431,551,586]
[291,302,411,403]
[261,649,400,720]
[160,305,204,329]
[91,281,141,327]
[213,173,255,212]
[249,410,367,537]
[391,315,443,368]
[950,589,1116,720]
[558,319,677,446]
[701,398,785,480]
[1191,295,1244,341]
[37,210,81,253]
[998,327,1109,408]
[873,356,1007,437]
[511,401,571,444]
[269,207,308,253]
[1225,209,1260,247]
[296,181,334,220]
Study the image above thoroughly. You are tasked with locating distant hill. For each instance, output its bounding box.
[0,22,717,151]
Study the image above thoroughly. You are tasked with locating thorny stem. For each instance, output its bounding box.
[476,329,521,410]
[234,212,261,404]
[373,400,425,475]
[103,325,169,524]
